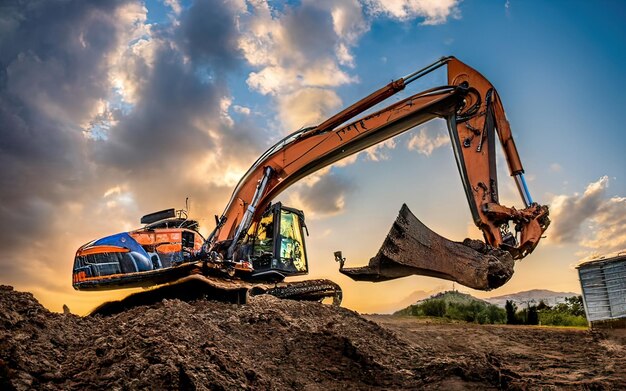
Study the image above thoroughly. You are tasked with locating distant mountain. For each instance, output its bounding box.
[485,289,580,308]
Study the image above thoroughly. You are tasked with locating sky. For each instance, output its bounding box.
[1,0,625,315]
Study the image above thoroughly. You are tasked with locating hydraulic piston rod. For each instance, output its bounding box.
[514,173,533,207]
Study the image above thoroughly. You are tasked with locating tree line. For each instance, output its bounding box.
[505,296,587,327]
[398,292,588,327]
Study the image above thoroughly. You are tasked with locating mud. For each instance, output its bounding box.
[1,285,624,390]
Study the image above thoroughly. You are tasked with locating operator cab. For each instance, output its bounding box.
[242,202,309,278]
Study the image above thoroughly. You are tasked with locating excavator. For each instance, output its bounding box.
[72,57,550,314]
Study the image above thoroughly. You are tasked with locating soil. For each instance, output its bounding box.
[1,285,624,390]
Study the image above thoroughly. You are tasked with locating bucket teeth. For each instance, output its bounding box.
[338,204,515,291]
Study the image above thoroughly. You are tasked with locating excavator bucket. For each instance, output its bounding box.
[338,204,515,291]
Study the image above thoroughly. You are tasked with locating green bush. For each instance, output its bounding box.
[421,299,446,317]
[539,311,587,327]
[483,304,507,324]
[537,295,587,327]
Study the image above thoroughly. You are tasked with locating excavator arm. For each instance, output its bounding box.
[208,57,549,283]
[445,58,549,259]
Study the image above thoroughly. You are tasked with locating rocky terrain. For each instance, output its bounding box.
[1,285,624,390]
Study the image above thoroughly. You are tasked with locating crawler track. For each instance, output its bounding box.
[90,275,342,316]
[253,279,342,305]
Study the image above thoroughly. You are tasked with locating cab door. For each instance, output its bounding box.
[277,207,308,274]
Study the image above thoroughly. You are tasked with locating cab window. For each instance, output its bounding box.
[254,213,274,256]
[279,210,307,272]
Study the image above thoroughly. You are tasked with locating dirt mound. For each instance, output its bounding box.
[1,286,624,390]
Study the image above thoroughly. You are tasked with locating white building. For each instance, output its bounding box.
[577,251,626,328]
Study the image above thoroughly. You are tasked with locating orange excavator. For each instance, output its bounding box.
[72,57,549,314]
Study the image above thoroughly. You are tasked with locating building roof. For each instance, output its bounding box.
[577,250,626,268]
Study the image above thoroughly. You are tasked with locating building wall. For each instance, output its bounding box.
[578,255,626,324]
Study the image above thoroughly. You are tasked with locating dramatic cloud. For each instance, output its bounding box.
[238,0,462,122]
[580,196,626,252]
[550,176,626,253]
[286,170,355,218]
[0,0,139,248]
[0,0,150,306]
[277,87,342,130]
[238,0,363,133]
[91,0,265,219]
[406,124,450,156]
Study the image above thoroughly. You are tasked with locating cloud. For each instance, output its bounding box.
[0,0,141,250]
[288,170,355,217]
[407,125,450,155]
[364,0,461,25]
[549,176,626,253]
[581,195,626,252]
[550,163,562,172]
[246,61,355,96]
[238,0,365,132]
[238,0,367,74]
[233,105,251,115]
[91,0,268,228]
[363,139,397,162]
[176,0,241,70]
[277,87,343,130]
[164,0,182,16]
